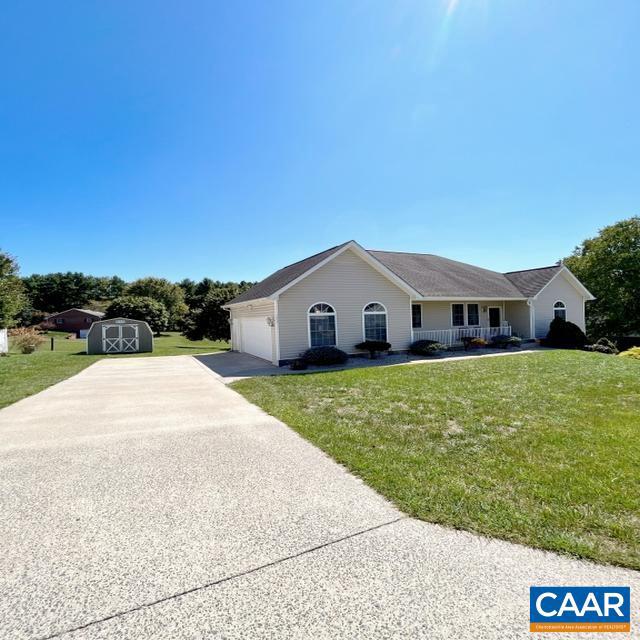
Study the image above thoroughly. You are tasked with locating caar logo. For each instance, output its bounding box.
[530,586,630,632]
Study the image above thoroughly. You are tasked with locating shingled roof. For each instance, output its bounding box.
[370,251,524,298]
[504,265,562,297]
[227,241,565,304]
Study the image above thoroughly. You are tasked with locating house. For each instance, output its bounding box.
[41,308,105,337]
[224,241,594,366]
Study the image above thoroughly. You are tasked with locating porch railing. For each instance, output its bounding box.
[412,325,511,346]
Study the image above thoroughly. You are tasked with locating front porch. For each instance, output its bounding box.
[412,325,512,347]
[410,299,532,346]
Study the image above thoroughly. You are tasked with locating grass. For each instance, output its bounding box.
[0,331,228,410]
[233,350,640,569]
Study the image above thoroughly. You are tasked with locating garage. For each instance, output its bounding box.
[236,315,273,362]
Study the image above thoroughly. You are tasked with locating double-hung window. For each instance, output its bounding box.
[452,303,481,326]
[363,302,387,341]
[451,304,465,327]
[466,303,480,326]
[411,304,422,329]
[553,301,566,321]
[308,303,336,347]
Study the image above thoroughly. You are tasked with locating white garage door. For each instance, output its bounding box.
[239,316,273,362]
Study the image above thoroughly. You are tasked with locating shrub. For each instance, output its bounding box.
[289,358,308,371]
[355,340,391,359]
[491,334,522,349]
[409,340,447,356]
[584,337,618,355]
[302,346,349,366]
[585,344,615,355]
[410,339,438,355]
[542,318,588,349]
[9,327,45,354]
[462,336,487,350]
[619,346,640,360]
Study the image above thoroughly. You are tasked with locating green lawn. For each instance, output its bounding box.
[233,351,640,569]
[0,331,228,410]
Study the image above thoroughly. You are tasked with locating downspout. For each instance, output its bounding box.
[526,299,535,340]
[273,297,280,366]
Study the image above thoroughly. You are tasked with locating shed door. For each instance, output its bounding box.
[239,316,272,361]
[102,324,139,353]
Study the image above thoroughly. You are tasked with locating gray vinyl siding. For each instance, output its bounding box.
[230,300,277,364]
[277,249,412,360]
[532,272,586,338]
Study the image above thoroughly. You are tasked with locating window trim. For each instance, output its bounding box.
[451,302,487,327]
[553,300,567,321]
[466,303,480,327]
[411,303,422,329]
[451,303,465,327]
[362,301,389,342]
[307,302,337,348]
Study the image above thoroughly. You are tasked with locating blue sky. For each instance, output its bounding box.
[1,0,638,282]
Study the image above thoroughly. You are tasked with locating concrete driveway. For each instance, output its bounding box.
[0,356,638,639]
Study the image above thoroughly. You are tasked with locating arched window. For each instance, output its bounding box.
[308,303,336,347]
[553,300,566,321]
[363,302,387,342]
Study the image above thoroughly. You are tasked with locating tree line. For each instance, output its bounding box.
[1,216,639,342]
[0,264,254,341]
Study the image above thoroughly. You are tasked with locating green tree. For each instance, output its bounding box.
[564,216,640,339]
[177,278,197,306]
[126,277,188,330]
[93,276,127,300]
[0,250,26,328]
[183,281,254,341]
[22,272,97,311]
[105,296,169,335]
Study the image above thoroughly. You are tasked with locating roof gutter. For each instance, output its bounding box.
[413,296,527,301]
[222,297,273,310]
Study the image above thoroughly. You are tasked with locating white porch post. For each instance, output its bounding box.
[527,299,535,339]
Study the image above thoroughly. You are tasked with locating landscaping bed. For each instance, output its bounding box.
[233,350,640,569]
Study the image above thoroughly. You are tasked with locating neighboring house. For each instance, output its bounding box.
[224,241,594,365]
[41,308,105,337]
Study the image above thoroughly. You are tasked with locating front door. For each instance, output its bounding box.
[488,307,501,328]
[102,324,139,353]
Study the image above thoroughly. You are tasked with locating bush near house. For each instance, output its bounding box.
[542,317,588,349]
[462,336,487,350]
[409,340,447,356]
[584,337,619,355]
[491,334,522,349]
[355,340,391,359]
[302,346,349,366]
[619,346,640,360]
